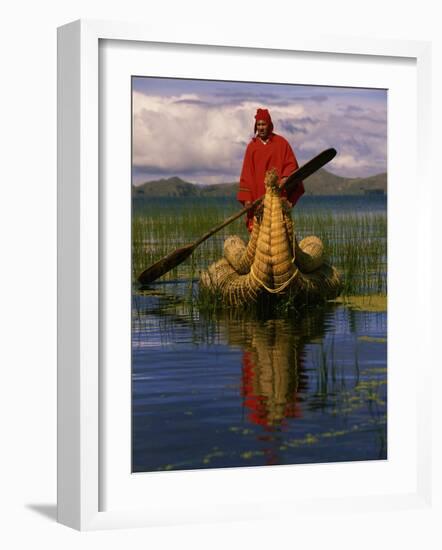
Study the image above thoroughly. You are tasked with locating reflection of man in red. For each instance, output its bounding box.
[237,108,305,231]
[241,351,304,428]
[239,320,306,428]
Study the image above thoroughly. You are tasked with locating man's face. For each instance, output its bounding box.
[256,119,270,139]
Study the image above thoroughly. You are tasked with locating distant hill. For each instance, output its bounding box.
[132,176,199,198]
[302,170,387,196]
[132,170,387,198]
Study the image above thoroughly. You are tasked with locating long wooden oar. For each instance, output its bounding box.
[137,148,337,284]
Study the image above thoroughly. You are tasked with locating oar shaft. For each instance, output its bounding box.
[193,197,261,247]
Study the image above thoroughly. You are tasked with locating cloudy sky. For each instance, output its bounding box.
[132,77,387,185]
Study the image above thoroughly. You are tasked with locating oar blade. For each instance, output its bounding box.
[137,243,195,284]
[284,148,337,193]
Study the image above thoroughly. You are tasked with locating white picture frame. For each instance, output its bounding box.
[57,19,433,531]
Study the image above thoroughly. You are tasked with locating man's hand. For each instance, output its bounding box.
[280,177,293,209]
[281,196,293,212]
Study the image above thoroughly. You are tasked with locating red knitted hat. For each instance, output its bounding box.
[254,108,274,133]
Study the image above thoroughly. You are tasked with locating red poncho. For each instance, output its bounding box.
[237,133,304,230]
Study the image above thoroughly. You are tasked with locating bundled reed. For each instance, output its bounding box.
[200,169,342,307]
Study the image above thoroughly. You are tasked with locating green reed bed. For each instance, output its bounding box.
[132,198,387,297]
[132,198,249,282]
[295,211,387,295]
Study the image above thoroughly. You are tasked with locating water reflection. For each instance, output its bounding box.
[217,312,328,427]
[132,285,387,471]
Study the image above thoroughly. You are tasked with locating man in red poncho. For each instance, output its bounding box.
[237,108,305,231]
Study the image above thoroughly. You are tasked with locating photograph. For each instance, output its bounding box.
[131,76,387,473]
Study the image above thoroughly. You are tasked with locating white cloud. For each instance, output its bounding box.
[133,92,252,179]
[132,89,387,183]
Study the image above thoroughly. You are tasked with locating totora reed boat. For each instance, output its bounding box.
[200,168,342,307]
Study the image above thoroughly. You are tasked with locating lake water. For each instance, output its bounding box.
[132,195,387,472]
